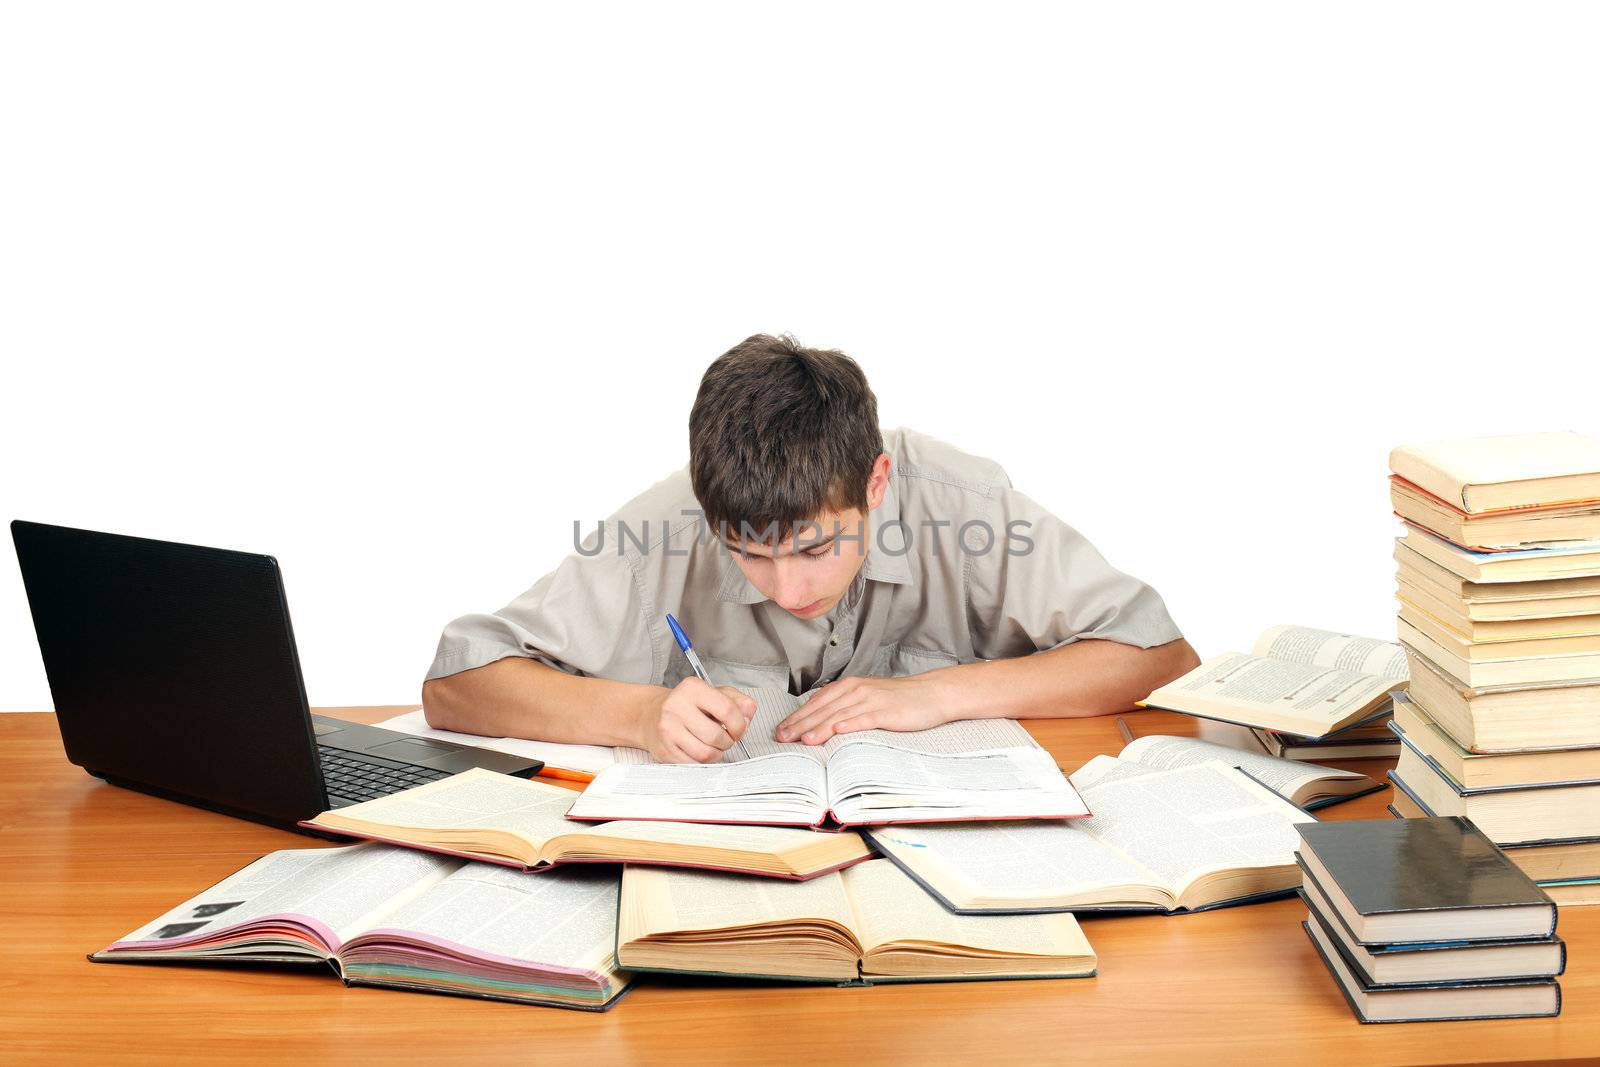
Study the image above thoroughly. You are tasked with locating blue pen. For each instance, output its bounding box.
[665,613,749,760]
[665,613,711,684]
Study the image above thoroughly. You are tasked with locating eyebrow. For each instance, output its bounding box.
[722,532,841,558]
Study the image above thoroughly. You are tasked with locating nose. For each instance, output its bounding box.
[771,559,811,611]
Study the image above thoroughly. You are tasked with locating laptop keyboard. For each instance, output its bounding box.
[318,746,452,802]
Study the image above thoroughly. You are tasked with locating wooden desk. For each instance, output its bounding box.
[3,707,1597,1066]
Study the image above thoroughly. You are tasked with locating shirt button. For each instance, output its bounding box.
[828,635,840,647]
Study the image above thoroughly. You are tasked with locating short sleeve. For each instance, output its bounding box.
[966,487,1183,659]
[425,547,656,685]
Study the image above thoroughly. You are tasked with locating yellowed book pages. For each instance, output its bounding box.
[1400,530,1600,584]
[1395,542,1600,602]
[1397,621,1600,688]
[1398,605,1600,658]
[1390,432,1600,513]
[1391,479,1600,548]
[1396,593,1600,642]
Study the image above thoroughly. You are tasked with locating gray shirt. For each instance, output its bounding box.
[426,428,1183,694]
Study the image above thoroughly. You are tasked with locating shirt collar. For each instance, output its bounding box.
[715,470,912,604]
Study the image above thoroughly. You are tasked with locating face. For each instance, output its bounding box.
[723,454,891,619]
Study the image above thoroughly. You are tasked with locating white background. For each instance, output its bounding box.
[3,2,1597,710]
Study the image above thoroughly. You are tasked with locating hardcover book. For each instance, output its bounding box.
[1393,739,1600,846]
[1140,624,1407,738]
[302,768,871,879]
[92,843,631,1010]
[567,688,1087,829]
[862,758,1314,914]
[1294,816,1556,944]
[1302,908,1560,1023]
[1298,875,1564,986]
[615,858,1096,985]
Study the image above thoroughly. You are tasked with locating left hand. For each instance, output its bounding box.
[775,673,958,745]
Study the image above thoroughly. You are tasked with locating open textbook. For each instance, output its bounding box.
[568,688,1087,829]
[863,757,1315,913]
[1140,624,1409,738]
[301,768,871,879]
[616,858,1096,984]
[1115,733,1383,810]
[92,843,630,1010]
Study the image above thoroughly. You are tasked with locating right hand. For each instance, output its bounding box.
[642,678,756,764]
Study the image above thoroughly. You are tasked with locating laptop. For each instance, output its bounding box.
[10,520,542,831]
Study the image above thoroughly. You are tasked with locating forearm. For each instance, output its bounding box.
[421,657,665,747]
[931,637,1201,721]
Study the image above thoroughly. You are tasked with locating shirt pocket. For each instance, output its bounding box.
[872,643,960,678]
[671,653,790,692]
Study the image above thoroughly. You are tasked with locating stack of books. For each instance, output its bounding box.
[1253,709,1400,762]
[1387,432,1600,904]
[1296,817,1563,1023]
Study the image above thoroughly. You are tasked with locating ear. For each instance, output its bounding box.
[865,453,891,509]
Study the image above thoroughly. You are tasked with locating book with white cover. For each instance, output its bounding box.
[567,688,1085,829]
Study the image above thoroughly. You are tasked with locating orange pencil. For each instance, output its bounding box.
[536,766,595,784]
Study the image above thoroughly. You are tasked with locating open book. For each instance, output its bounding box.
[1115,733,1383,809]
[301,768,870,879]
[616,858,1096,985]
[568,688,1088,829]
[1140,624,1409,738]
[863,757,1314,913]
[92,843,630,1010]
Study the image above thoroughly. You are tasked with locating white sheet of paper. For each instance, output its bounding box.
[376,709,618,774]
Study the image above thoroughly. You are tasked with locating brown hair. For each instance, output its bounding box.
[690,334,883,537]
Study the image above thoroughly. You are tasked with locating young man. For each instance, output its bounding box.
[423,335,1199,763]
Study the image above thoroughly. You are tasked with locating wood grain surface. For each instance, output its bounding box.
[2,706,1595,1066]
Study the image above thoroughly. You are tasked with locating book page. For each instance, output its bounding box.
[625,863,859,943]
[106,844,459,951]
[572,818,855,853]
[844,858,1090,959]
[1118,734,1363,802]
[1154,652,1394,726]
[822,716,1039,758]
[617,686,1041,767]
[1252,624,1409,681]
[871,820,1161,905]
[1071,760,1313,896]
[721,688,1037,761]
[319,767,575,846]
[568,752,828,823]
[824,742,1079,815]
[368,862,619,973]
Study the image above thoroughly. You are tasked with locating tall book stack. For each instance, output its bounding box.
[1386,432,1600,904]
[1295,818,1562,1023]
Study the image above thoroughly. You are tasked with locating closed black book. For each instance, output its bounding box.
[1295,817,1556,944]
[1298,876,1565,986]
[1302,907,1562,1023]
